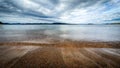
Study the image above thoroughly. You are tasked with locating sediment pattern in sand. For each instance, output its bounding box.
[0,43,120,68]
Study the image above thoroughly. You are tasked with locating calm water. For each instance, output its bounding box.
[0,25,120,42]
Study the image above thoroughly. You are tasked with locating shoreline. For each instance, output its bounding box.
[0,40,120,48]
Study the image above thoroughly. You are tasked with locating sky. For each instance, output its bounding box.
[0,0,120,24]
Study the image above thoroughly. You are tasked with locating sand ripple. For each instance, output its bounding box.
[0,44,119,68]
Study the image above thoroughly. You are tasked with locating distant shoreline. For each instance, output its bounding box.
[0,23,120,25]
[0,21,120,25]
[0,22,76,25]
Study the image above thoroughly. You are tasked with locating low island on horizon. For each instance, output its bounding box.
[0,21,120,25]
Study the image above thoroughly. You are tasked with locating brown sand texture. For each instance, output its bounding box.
[0,40,120,68]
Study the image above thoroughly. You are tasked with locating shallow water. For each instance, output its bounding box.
[0,25,120,42]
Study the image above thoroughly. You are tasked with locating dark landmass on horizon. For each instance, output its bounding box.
[105,23,120,25]
[0,22,75,25]
[0,21,120,25]
[0,21,3,24]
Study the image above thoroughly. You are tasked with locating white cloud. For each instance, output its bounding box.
[0,0,120,24]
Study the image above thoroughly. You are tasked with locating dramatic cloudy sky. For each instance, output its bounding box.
[0,0,120,24]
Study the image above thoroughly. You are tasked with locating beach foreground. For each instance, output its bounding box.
[0,41,120,68]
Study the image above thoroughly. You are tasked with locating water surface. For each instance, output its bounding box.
[0,25,120,42]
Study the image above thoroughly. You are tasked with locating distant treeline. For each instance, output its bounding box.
[105,23,120,25]
[0,22,77,25]
[0,22,73,25]
[0,21,120,25]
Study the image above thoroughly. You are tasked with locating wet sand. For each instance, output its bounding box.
[0,41,120,68]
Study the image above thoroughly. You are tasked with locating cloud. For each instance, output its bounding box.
[0,0,120,24]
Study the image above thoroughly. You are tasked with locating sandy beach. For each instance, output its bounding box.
[0,40,120,68]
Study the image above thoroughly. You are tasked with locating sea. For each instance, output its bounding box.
[0,25,120,42]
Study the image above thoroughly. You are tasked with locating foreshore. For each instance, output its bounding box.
[0,40,120,48]
[0,40,120,68]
